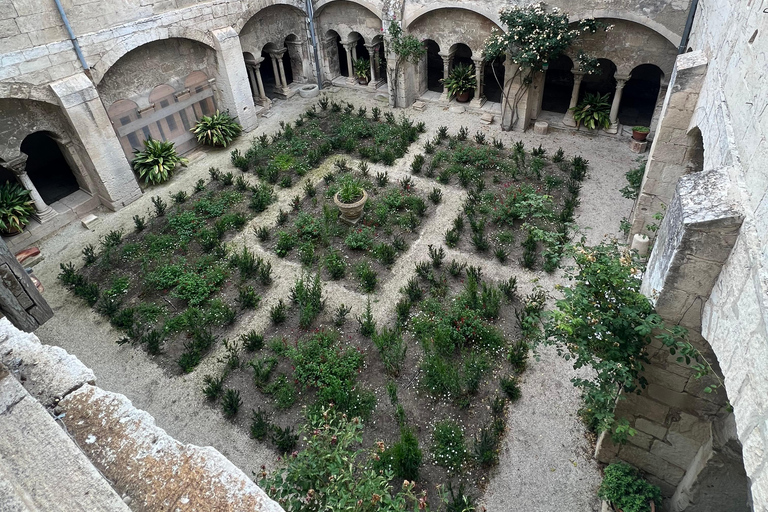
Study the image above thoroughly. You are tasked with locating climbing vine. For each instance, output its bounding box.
[482,3,607,129]
[384,19,426,107]
[539,241,723,442]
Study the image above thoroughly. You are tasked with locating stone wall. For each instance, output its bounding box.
[316,0,382,44]
[239,4,307,58]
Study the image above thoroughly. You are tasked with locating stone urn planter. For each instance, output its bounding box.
[334,189,368,224]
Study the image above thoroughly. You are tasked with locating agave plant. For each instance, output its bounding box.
[0,181,35,234]
[571,92,612,130]
[131,138,188,185]
[192,110,242,147]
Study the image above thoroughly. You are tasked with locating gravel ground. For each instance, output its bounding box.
[32,87,636,510]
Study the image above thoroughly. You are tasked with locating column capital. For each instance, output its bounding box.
[269,48,287,59]
[285,39,305,47]
[614,73,631,83]
[5,155,28,174]
[438,50,456,60]
[471,56,484,65]
[364,42,379,52]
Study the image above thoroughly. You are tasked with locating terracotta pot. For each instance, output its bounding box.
[632,129,649,142]
[358,77,369,85]
[456,91,471,103]
[333,189,368,223]
[1,225,24,237]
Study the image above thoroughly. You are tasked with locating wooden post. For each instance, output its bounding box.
[0,239,53,331]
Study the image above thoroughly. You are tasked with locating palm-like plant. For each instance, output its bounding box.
[131,138,188,185]
[353,58,370,80]
[192,110,242,147]
[0,181,35,234]
[441,63,477,98]
[571,92,612,130]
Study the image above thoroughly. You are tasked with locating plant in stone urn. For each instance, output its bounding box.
[333,174,368,224]
[441,63,477,102]
[353,58,370,85]
[0,181,35,235]
[631,126,650,142]
[598,462,661,512]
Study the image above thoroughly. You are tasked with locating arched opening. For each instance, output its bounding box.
[483,55,505,103]
[541,54,574,113]
[284,35,302,85]
[324,30,342,79]
[580,58,617,101]
[619,64,663,128]
[450,43,473,68]
[108,99,143,157]
[335,35,349,77]
[184,70,216,118]
[260,43,280,98]
[20,132,79,205]
[375,37,387,84]
[349,32,369,83]
[684,127,704,174]
[422,39,442,93]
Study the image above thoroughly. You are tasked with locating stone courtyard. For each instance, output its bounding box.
[0,0,766,511]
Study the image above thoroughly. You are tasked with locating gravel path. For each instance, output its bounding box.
[32,88,636,510]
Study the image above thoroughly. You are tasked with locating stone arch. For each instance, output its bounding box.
[315,0,382,50]
[580,58,618,101]
[20,131,81,205]
[406,7,500,58]
[0,82,59,107]
[568,11,681,46]
[403,4,500,30]
[234,0,307,34]
[107,99,142,157]
[313,0,382,21]
[619,63,664,128]
[91,29,215,86]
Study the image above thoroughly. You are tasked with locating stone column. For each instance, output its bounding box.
[324,35,339,81]
[6,155,56,223]
[209,27,258,132]
[273,49,291,94]
[438,50,455,101]
[269,54,281,89]
[285,39,306,83]
[343,42,356,84]
[562,70,585,127]
[470,57,486,108]
[49,73,142,211]
[606,75,629,134]
[246,65,258,99]
[253,60,270,107]
[365,43,383,89]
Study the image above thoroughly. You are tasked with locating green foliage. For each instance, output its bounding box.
[192,110,242,147]
[542,242,711,440]
[441,63,476,97]
[202,374,225,401]
[353,58,370,79]
[0,181,34,233]
[241,329,264,351]
[431,420,467,473]
[381,428,422,481]
[131,138,188,185]
[290,273,324,329]
[373,327,407,377]
[571,92,612,130]
[221,388,242,418]
[357,298,376,337]
[598,463,661,512]
[250,408,271,440]
[620,162,646,200]
[500,375,521,401]
[324,250,346,279]
[355,261,378,293]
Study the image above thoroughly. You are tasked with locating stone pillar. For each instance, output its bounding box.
[343,42,356,84]
[470,57,485,108]
[273,49,291,94]
[49,73,141,211]
[253,61,270,107]
[562,70,585,127]
[285,39,306,83]
[323,35,340,82]
[606,75,629,134]
[438,50,455,101]
[364,43,377,88]
[628,51,708,239]
[209,27,258,132]
[269,54,281,90]
[6,155,56,223]
[246,66,258,99]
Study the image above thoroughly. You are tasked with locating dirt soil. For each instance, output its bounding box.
[32,87,638,511]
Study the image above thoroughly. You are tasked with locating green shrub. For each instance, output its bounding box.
[382,428,422,481]
[324,250,346,279]
[355,261,377,293]
[132,138,188,185]
[500,375,522,401]
[192,110,242,147]
[250,408,270,440]
[291,274,324,329]
[221,388,241,418]
[431,420,467,473]
[202,374,224,401]
[373,327,407,377]
[598,463,661,512]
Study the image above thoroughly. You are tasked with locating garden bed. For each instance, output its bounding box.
[413,126,589,272]
[261,159,437,293]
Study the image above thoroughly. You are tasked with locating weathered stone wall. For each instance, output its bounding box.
[0,99,74,162]
[406,7,498,55]
[316,0,382,44]
[239,4,307,57]
[96,38,217,108]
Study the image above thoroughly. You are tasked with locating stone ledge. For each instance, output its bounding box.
[57,384,283,512]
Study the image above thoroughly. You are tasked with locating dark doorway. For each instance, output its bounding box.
[282,49,293,86]
[20,132,79,204]
[261,45,279,98]
[424,40,442,92]
[619,64,663,128]
[451,43,472,68]
[580,58,617,101]
[377,42,387,83]
[336,37,349,77]
[541,54,574,113]
[484,55,505,103]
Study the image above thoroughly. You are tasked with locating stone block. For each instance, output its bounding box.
[480,113,494,125]
[412,100,426,111]
[595,430,620,462]
[627,429,654,450]
[651,431,703,469]
[630,139,648,153]
[619,444,686,485]
[449,105,465,114]
[81,213,101,230]
[643,365,690,393]
[636,418,668,439]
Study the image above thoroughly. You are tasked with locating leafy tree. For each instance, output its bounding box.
[384,19,426,106]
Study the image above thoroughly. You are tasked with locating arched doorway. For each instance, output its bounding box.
[324,30,342,79]
[541,54,574,113]
[349,32,369,83]
[260,43,280,98]
[20,132,79,205]
[619,64,663,128]
[423,39,442,93]
[335,34,349,77]
[580,58,617,101]
[484,55,505,103]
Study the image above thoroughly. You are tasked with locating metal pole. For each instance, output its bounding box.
[53,0,89,71]
[678,0,699,54]
[305,0,323,89]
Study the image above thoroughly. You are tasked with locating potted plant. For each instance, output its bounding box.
[571,92,612,130]
[598,462,661,512]
[333,174,368,223]
[632,126,650,142]
[0,181,35,236]
[353,58,370,85]
[441,63,477,102]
